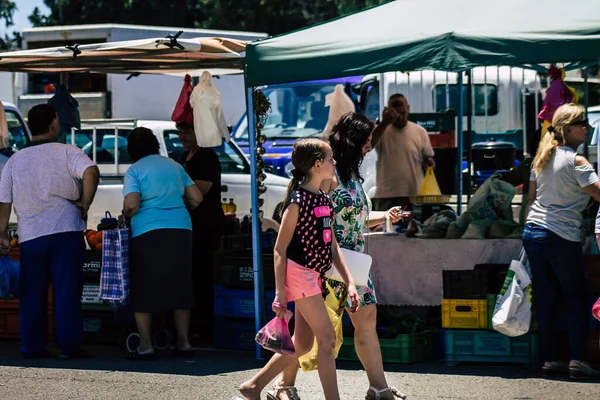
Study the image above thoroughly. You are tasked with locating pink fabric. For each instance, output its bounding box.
[537,66,574,122]
[593,296,600,322]
[285,259,322,302]
[171,74,194,124]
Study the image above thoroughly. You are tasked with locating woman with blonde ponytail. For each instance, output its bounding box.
[524,103,600,379]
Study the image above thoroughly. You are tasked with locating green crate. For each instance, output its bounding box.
[338,332,433,364]
[337,339,359,362]
[445,329,538,368]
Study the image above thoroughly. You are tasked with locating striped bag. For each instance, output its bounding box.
[99,228,130,308]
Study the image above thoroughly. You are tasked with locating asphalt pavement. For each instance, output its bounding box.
[0,342,598,399]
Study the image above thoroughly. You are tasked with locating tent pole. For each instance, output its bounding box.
[245,86,264,360]
[466,69,473,203]
[584,71,589,159]
[456,72,464,215]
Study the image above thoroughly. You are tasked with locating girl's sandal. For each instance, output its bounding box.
[365,386,408,400]
[266,385,301,400]
[125,350,156,361]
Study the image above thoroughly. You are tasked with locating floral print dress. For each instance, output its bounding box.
[328,174,377,307]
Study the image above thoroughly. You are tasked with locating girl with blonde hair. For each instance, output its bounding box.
[524,103,600,379]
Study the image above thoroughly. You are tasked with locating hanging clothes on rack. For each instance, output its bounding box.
[189,71,230,148]
[0,102,9,149]
[171,74,194,125]
[47,84,81,134]
[324,84,355,133]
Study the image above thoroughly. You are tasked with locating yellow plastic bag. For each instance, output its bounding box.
[298,281,345,371]
[418,167,442,196]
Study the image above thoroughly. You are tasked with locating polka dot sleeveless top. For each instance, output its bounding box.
[284,187,334,276]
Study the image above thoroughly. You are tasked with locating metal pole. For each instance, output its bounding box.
[521,69,527,155]
[92,127,97,164]
[245,87,264,360]
[114,127,119,172]
[584,71,589,159]
[456,72,464,214]
[534,74,541,129]
[466,70,473,202]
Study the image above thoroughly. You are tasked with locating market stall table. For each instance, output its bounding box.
[365,233,522,306]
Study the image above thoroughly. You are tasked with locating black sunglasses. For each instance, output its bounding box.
[570,118,589,126]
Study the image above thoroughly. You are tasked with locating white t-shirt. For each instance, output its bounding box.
[528,146,598,242]
[374,121,434,198]
[0,142,96,242]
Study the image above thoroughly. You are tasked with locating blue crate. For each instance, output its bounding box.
[445,329,538,369]
[213,317,256,351]
[214,285,281,319]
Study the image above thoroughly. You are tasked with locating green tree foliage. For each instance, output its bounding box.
[28,0,394,35]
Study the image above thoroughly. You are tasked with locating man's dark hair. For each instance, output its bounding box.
[127,127,160,162]
[388,93,406,103]
[28,104,57,136]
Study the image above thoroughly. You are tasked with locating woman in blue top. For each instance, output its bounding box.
[122,127,203,360]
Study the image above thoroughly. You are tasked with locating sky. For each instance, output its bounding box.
[8,0,47,34]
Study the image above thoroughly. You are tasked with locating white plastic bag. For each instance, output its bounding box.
[492,249,532,337]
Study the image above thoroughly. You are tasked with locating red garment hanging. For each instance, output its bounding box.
[171,74,194,124]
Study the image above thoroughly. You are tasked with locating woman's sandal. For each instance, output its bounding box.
[541,361,569,377]
[125,349,156,361]
[365,386,408,400]
[569,360,600,379]
[266,385,301,400]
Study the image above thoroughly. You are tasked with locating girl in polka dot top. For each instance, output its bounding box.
[238,138,359,400]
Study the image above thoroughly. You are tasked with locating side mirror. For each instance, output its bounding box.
[227,125,233,134]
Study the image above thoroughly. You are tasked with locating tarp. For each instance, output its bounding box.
[0,36,247,76]
[246,0,600,86]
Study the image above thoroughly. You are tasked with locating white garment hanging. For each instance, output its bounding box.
[189,71,230,148]
[324,84,355,133]
[0,102,9,149]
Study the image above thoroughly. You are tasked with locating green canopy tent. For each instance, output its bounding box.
[243,0,600,358]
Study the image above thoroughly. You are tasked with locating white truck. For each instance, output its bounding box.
[12,24,267,126]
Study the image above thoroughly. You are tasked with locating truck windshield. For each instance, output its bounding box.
[233,80,360,140]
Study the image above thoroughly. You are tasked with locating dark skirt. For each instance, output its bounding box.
[129,228,192,313]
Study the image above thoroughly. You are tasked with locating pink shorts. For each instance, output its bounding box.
[285,259,322,302]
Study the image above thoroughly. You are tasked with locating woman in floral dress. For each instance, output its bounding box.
[274,113,408,400]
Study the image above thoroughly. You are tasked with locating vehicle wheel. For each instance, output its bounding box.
[152,328,173,350]
[125,332,140,353]
[272,202,283,223]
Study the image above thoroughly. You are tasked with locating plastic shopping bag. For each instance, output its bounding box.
[171,74,194,124]
[593,296,600,322]
[418,167,442,196]
[100,228,130,308]
[492,249,532,337]
[255,308,295,356]
[0,255,20,300]
[298,281,344,371]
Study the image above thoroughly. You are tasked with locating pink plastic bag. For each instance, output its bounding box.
[255,309,295,356]
[593,297,600,322]
[171,74,194,124]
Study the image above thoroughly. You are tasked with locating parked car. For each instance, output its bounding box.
[69,120,290,229]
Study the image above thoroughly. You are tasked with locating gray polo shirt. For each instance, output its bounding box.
[0,141,96,243]
[527,146,598,242]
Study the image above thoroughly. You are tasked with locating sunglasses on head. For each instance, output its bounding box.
[570,118,589,126]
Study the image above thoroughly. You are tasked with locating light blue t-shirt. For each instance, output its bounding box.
[123,154,194,238]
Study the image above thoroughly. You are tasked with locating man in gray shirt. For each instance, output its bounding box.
[0,104,99,359]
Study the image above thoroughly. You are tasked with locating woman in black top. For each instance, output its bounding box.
[177,122,225,345]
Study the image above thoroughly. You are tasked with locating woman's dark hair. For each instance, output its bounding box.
[127,127,160,162]
[28,104,57,136]
[326,112,374,185]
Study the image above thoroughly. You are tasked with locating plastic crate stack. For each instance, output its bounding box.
[213,232,283,351]
[80,250,121,344]
[0,249,55,340]
[441,265,539,368]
